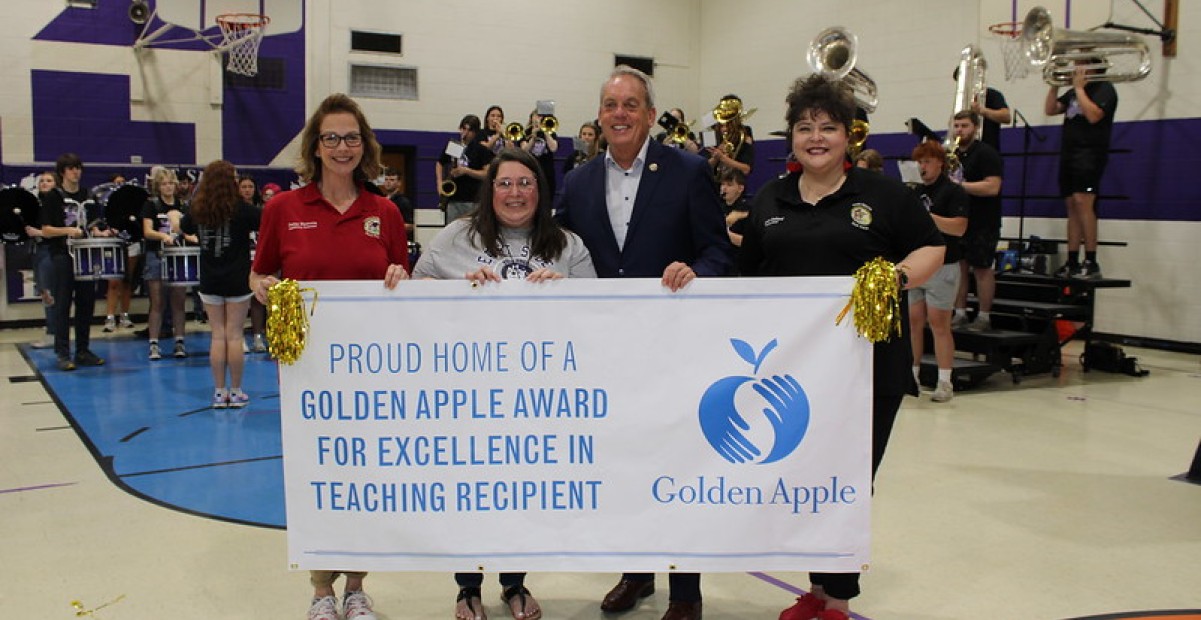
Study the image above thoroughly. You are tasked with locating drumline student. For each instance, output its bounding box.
[141,167,190,360]
[181,161,261,408]
[39,153,107,371]
[29,171,58,349]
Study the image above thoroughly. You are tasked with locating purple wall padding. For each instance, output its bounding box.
[32,70,196,164]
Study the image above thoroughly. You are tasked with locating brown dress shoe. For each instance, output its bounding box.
[661,600,702,620]
[600,578,655,612]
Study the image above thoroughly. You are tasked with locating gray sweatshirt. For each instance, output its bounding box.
[412,219,596,280]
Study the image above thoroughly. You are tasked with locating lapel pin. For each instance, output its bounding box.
[649,163,659,172]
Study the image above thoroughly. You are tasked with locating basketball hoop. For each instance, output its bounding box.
[216,13,270,77]
[989,21,1030,81]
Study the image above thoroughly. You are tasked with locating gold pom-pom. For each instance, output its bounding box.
[835,257,902,343]
[266,279,318,365]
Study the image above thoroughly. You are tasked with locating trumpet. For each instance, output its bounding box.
[504,122,526,143]
[670,121,693,144]
[1021,6,1151,86]
[807,26,878,113]
[539,115,558,136]
[438,179,456,197]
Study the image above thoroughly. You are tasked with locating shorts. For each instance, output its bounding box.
[200,292,253,305]
[961,227,1000,269]
[909,263,960,311]
[143,251,163,282]
[1059,148,1108,196]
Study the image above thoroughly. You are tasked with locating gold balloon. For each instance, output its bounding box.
[266,279,318,365]
[835,257,902,343]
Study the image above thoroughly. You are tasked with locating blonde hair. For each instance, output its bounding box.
[151,167,178,198]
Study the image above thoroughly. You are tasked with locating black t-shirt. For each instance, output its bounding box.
[1059,82,1118,153]
[180,203,261,297]
[981,87,1009,151]
[912,175,968,264]
[141,197,186,253]
[39,186,95,256]
[957,140,1004,232]
[439,140,493,202]
[389,193,414,228]
[739,167,944,397]
[521,135,558,197]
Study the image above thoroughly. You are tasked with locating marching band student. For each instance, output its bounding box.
[948,111,1004,330]
[705,94,755,178]
[563,121,600,174]
[521,109,559,198]
[29,171,58,349]
[437,114,493,222]
[39,153,107,371]
[181,161,260,409]
[479,105,507,154]
[250,92,409,620]
[854,148,885,172]
[142,167,189,360]
[654,107,700,152]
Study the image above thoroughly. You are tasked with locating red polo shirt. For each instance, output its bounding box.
[252,182,409,280]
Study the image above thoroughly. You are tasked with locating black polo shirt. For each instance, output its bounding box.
[957,139,1004,233]
[912,174,968,264]
[739,167,943,397]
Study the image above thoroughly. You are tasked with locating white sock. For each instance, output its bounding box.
[977,311,990,322]
[912,366,921,384]
[938,369,953,384]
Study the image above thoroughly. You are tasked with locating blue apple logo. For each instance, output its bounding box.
[698,338,810,464]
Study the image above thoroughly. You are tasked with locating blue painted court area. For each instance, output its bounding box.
[22,332,286,528]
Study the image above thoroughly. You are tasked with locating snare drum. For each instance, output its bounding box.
[161,246,201,287]
[68,238,126,281]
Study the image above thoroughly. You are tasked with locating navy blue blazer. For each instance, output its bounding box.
[554,139,733,278]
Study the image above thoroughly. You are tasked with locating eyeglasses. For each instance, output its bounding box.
[493,177,537,192]
[319,133,363,148]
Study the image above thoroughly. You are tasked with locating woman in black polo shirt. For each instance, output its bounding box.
[739,74,945,620]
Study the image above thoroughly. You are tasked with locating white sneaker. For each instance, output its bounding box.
[119,314,135,329]
[307,595,339,620]
[951,312,969,328]
[103,316,116,333]
[931,380,954,403]
[343,591,377,619]
[31,333,55,349]
[252,334,268,353]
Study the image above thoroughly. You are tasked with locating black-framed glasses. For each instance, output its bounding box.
[493,177,537,192]
[319,133,363,148]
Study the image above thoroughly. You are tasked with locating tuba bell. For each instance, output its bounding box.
[807,26,878,113]
[945,44,987,172]
[504,122,526,143]
[1021,6,1151,86]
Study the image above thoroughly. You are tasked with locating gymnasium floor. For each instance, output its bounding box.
[2,323,1199,619]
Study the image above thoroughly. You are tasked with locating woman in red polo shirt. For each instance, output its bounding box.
[249,93,409,620]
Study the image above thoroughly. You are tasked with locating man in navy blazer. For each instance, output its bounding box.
[554,65,732,620]
[556,67,732,290]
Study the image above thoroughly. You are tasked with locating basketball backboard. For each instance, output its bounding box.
[153,0,302,35]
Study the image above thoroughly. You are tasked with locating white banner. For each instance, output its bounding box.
[281,277,873,573]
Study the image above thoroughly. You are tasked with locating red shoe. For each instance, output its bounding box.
[815,610,850,620]
[779,593,825,620]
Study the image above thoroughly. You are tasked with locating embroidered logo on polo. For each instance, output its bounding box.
[849,203,872,230]
[363,216,381,238]
[287,221,318,231]
[764,216,785,228]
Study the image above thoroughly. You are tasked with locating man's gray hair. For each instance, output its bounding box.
[602,65,655,109]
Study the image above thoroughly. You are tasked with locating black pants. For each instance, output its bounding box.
[49,254,96,360]
[809,393,905,601]
[620,572,701,603]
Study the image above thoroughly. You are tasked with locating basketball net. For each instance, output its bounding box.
[217,13,270,77]
[989,21,1030,81]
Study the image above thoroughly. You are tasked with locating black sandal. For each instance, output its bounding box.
[456,586,485,620]
[500,585,542,620]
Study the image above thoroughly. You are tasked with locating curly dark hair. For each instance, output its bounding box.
[784,74,856,134]
[189,160,240,228]
[468,148,566,262]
